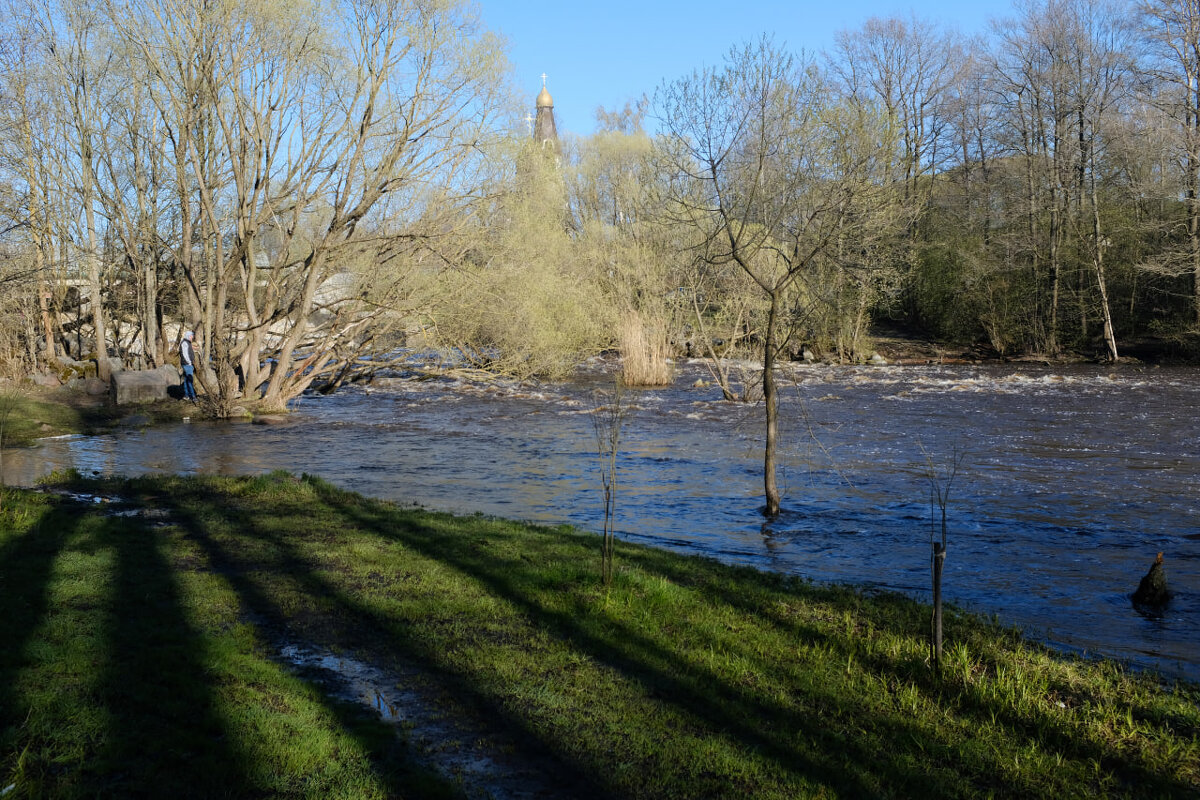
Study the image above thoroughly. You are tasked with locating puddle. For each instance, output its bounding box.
[108,507,171,521]
[278,642,571,800]
[59,491,115,504]
[48,490,175,528]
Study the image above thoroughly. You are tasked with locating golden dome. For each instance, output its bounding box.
[536,85,553,108]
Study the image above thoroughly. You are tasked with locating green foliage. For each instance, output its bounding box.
[909,245,988,344]
[434,140,615,378]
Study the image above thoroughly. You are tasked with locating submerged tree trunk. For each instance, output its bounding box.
[763,290,781,518]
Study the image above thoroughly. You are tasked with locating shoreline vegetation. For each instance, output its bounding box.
[1,472,1196,798]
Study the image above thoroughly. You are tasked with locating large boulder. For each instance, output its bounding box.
[110,365,180,406]
[51,356,96,380]
[98,356,124,376]
[82,377,109,396]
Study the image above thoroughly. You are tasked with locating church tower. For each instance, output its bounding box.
[534,74,559,152]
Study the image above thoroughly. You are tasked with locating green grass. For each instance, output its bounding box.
[2,473,1197,799]
[0,388,189,448]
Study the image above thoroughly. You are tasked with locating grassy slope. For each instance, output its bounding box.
[1,473,1197,799]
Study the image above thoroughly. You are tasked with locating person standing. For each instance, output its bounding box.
[180,330,198,402]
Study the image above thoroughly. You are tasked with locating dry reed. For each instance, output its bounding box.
[620,312,673,387]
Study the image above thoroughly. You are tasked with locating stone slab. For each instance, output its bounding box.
[110,365,180,405]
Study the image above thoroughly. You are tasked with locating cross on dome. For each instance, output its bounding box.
[536,74,553,109]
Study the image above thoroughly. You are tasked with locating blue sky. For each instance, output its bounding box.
[477,0,1020,136]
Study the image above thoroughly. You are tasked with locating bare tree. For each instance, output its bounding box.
[988,0,1137,359]
[991,1,1077,354]
[1142,0,1200,325]
[1072,0,1137,361]
[921,443,965,672]
[0,13,62,369]
[657,38,903,517]
[831,15,967,225]
[34,0,118,378]
[89,0,507,412]
[591,383,626,587]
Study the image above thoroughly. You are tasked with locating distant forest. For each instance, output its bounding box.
[2,0,1199,413]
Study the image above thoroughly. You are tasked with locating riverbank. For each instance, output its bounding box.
[2,473,1196,798]
[870,326,1200,366]
[0,383,191,448]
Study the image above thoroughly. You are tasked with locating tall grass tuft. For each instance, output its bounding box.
[620,311,673,387]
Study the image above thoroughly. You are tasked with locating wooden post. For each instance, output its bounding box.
[932,542,946,669]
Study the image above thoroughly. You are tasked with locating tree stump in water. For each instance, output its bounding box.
[1132,552,1171,607]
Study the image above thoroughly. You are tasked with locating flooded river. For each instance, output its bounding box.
[4,360,1198,680]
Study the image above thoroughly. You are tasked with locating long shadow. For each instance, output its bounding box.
[1,492,257,796]
[611,529,1200,796]
[0,497,69,764]
[87,501,255,796]
[144,478,574,800]
[169,477,929,795]
[139,474,1198,798]
[300,482,932,797]
[308,480,1200,798]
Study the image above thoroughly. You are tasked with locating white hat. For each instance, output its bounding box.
[184,330,194,340]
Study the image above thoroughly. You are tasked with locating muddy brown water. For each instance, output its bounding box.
[5,359,1198,681]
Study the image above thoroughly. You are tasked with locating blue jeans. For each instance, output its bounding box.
[182,364,196,400]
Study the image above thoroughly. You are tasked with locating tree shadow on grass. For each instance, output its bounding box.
[1,483,452,799]
[0,492,260,797]
[0,497,68,777]
[0,494,253,796]
[132,476,568,800]
[265,479,951,797]
[88,505,254,796]
[304,479,1200,799]
[146,474,949,796]
[617,535,1200,797]
[127,474,1199,799]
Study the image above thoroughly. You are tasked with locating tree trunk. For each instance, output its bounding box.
[1191,179,1200,327]
[39,286,56,366]
[1193,64,1200,327]
[1092,173,1119,362]
[762,289,781,518]
[1048,193,1061,355]
[83,161,109,381]
[143,259,159,367]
